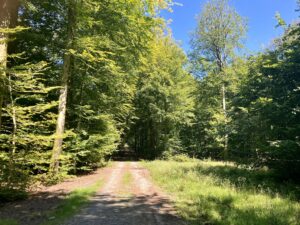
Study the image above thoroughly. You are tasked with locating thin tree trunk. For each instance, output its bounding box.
[8,74,16,184]
[50,0,76,175]
[8,74,16,151]
[222,83,228,159]
[76,80,84,130]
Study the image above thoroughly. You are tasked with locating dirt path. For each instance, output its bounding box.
[65,161,185,225]
[0,166,114,225]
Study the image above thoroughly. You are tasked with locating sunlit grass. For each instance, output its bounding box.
[143,160,300,225]
[41,179,103,225]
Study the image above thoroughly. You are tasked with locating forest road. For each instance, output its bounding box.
[64,161,186,225]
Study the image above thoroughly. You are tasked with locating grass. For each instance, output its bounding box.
[41,179,103,225]
[122,171,133,187]
[0,219,18,225]
[143,160,300,225]
[118,168,134,197]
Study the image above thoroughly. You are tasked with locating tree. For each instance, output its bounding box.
[231,21,300,179]
[50,0,76,175]
[0,0,19,130]
[49,0,169,174]
[190,0,246,159]
[129,35,195,159]
[0,0,59,194]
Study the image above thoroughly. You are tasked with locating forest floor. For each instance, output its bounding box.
[0,162,185,225]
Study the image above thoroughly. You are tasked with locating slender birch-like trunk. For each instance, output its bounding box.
[1,1,10,129]
[50,0,76,175]
[222,82,228,159]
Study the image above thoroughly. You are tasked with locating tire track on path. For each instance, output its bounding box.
[65,161,185,225]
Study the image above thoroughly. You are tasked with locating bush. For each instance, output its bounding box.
[0,188,27,203]
[67,114,120,174]
[0,157,30,202]
[165,153,193,162]
[262,140,300,181]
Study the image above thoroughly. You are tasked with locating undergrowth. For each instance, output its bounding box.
[143,160,300,225]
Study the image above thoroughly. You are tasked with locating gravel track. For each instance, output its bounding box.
[64,161,185,225]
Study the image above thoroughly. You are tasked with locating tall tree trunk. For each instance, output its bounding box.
[50,0,76,175]
[0,0,18,130]
[218,54,228,160]
[0,1,9,130]
[0,0,19,182]
[222,82,228,159]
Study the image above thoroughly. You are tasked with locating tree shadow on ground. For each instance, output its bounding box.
[0,192,186,225]
[0,191,68,225]
[194,163,300,200]
[64,193,185,225]
[180,194,300,225]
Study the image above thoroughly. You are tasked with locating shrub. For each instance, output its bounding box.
[165,153,193,162]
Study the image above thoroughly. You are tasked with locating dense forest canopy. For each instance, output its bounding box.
[0,0,299,199]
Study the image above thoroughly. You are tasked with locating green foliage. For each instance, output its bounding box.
[187,0,300,182]
[229,23,300,179]
[190,0,246,73]
[0,0,170,190]
[0,0,299,198]
[67,115,120,173]
[0,26,57,195]
[144,160,300,225]
[163,153,193,162]
[128,35,195,159]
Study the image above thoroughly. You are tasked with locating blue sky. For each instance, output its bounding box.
[162,0,299,53]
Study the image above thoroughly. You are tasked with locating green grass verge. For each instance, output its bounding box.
[143,160,300,225]
[0,219,19,225]
[41,179,103,225]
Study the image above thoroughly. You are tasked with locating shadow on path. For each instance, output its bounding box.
[65,193,185,225]
[0,191,67,225]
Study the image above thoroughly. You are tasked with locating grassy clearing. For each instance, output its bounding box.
[41,179,103,225]
[143,160,300,225]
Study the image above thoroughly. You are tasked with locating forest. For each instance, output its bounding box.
[0,0,299,223]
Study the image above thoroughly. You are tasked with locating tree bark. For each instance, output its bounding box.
[0,0,19,183]
[0,1,14,129]
[0,0,19,130]
[8,74,16,153]
[50,0,76,175]
[222,83,228,159]
[217,51,228,160]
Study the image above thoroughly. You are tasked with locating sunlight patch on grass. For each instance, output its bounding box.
[143,160,300,225]
[41,179,103,225]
